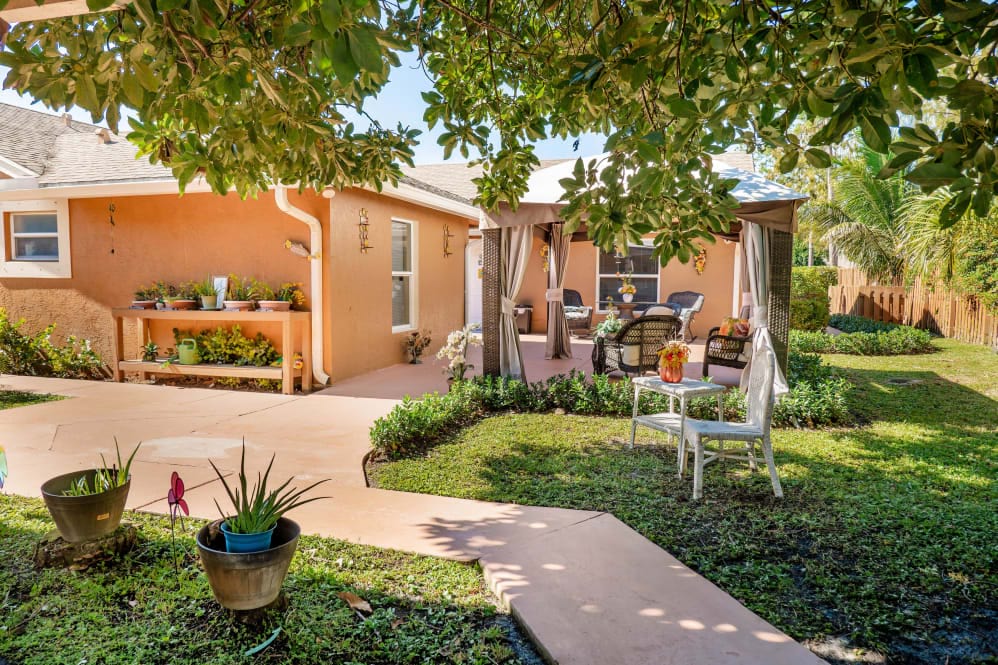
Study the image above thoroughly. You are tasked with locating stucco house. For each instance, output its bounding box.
[0,102,757,387]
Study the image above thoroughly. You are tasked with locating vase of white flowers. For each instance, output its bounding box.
[437,325,481,383]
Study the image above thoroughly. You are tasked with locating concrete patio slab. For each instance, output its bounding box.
[0,374,822,665]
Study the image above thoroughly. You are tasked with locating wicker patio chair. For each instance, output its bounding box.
[591,315,682,376]
[664,291,705,341]
[563,289,593,332]
[680,343,783,500]
[702,306,753,378]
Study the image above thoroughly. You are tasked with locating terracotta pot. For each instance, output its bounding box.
[197,518,300,610]
[165,299,197,310]
[131,300,157,309]
[256,300,291,312]
[223,300,255,311]
[658,362,684,383]
[41,469,131,543]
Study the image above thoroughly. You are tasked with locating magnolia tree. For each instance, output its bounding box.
[1,0,995,263]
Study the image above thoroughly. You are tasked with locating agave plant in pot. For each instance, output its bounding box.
[196,443,328,611]
[41,440,140,543]
[223,274,256,311]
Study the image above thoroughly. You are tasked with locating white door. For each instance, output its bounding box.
[466,238,483,328]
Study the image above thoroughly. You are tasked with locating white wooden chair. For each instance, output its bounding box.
[679,343,784,500]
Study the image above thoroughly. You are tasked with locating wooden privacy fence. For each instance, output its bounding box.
[829,269,998,348]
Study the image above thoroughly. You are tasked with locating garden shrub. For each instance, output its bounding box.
[0,309,106,379]
[172,326,280,366]
[828,314,899,333]
[790,266,838,331]
[791,326,934,355]
[370,353,852,459]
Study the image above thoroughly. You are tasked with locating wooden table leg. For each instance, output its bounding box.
[281,317,293,395]
[300,318,312,394]
[111,315,124,382]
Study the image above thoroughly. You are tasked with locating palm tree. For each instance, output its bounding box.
[800,147,910,285]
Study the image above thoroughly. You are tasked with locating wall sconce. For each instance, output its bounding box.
[358,208,372,253]
[443,224,455,257]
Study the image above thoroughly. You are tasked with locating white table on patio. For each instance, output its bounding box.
[629,376,727,476]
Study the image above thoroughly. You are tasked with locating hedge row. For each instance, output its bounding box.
[370,353,851,459]
[790,325,934,355]
[828,314,900,333]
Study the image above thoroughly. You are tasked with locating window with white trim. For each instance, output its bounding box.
[1,200,72,279]
[391,219,416,331]
[597,244,659,310]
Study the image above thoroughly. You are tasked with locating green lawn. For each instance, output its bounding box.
[0,496,534,665]
[0,389,60,410]
[372,339,998,665]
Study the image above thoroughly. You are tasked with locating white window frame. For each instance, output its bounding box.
[391,218,418,333]
[0,199,72,279]
[595,241,660,313]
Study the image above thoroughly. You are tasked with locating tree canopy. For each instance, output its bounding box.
[1,0,996,263]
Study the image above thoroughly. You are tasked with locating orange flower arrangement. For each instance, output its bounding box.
[656,340,691,366]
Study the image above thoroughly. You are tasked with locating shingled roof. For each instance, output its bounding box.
[0,102,755,200]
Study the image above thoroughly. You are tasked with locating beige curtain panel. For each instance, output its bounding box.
[545,222,573,359]
[499,225,533,380]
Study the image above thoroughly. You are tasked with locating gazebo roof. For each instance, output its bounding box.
[483,154,809,234]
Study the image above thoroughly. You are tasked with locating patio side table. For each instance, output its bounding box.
[629,376,726,476]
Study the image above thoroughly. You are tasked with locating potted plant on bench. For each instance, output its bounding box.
[132,286,158,309]
[223,275,256,311]
[193,277,219,310]
[40,440,141,543]
[196,443,328,610]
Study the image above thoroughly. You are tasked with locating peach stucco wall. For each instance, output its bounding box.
[0,188,471,385]
[516,234,737,338]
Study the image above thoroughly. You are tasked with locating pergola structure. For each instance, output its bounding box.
[478,156,808,382]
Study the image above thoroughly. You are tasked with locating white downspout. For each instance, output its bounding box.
[275,186,330,386]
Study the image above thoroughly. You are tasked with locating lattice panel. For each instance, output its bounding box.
[481,229,501,376]
[768,229,793,374]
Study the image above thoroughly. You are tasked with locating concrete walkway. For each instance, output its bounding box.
[0,375,821,665]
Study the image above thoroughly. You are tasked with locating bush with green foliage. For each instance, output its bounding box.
[791,326,934,355]
[790,266,838,331]
[172,326,280,367]
[0,309,106,379]
[371,354,851,459]
[828,314,900,333]
[954,231,998,315]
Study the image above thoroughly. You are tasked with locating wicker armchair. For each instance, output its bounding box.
[592,315,682,376]
[664,291,705,341]
[702,326,753,378]
[563,289,593,332]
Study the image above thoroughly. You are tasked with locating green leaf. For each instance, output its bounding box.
[329,34,358,82]
[132,61,158,92]
[320,0,343,34]
[74,75,99,111]
[907,163,961,189]
[779,149,799,173]
[86,0,117,10]
[120,72,143,106]
[348,26,383,74]
[803,148,831,169]
[859,115,891,153]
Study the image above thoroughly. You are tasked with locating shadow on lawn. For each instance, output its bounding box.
[457,368,997,665]
[0,502,536,665]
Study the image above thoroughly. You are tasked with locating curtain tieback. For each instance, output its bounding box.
[501,297,516,316]
[751,305,769,328]
[545,288,564,302]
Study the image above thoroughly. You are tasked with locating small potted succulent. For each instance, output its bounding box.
[40,440,141,543]
[222,274,256,311]
[193,277,219,310]
[142,341,159,362]
[257,281,305,312]
[253,281,286,312]
[132,286,158,309]
[197,443,328,610]
[161,281,196,310]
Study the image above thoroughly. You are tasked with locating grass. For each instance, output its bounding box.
[0,496,535,665]
[371,339,998,665]
[0,389,60,410]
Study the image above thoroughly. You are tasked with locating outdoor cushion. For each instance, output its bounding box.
[621,343,641,367]
[720,317,750,337]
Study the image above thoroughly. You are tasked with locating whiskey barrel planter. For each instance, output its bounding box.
[196,518,301,611]
[40,470,131,543]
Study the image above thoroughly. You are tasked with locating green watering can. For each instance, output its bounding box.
[178,338,200,365]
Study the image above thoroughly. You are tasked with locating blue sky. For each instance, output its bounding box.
[0,53,607,164]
